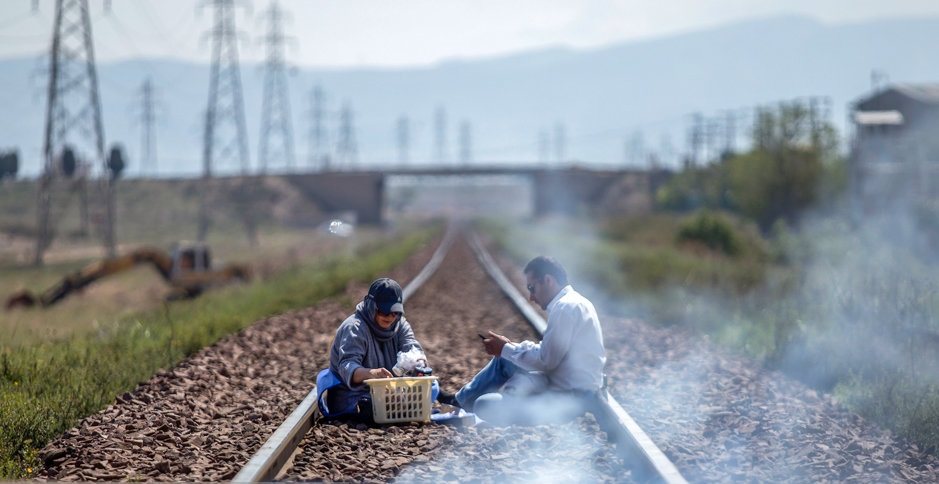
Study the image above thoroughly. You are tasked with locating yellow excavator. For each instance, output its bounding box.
[5,242,252,310]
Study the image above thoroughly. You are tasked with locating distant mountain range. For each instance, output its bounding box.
[2,14,939,178]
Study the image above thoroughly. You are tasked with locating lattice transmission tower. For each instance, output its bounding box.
[336,101,357,168]
[199,0,250,241]
[434,106,447,165]
[459,119,472,165]
[257,0,295,173]
[201,0,250,178]
[396,115,410,165]
[136,78,158,176]
[307,85,330,170]
[34,0,114,265]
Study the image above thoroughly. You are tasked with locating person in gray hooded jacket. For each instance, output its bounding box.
[325,277,427,421]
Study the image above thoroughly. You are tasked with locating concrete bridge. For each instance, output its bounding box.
[283,165,670,225]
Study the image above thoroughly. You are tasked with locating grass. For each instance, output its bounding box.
[0,227,363,346]
[0,222,440,479]
[0,172,358,347]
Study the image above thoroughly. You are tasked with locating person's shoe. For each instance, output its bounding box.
[437,389,461,408]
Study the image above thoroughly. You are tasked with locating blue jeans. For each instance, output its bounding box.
[454,357,519,411]
[455,358,595,426]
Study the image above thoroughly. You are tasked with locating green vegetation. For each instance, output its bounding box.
[484,212,939,452]
[654,100,846,232]
[0,224,438,479]
[675,210,743,256]
[479,101,939,453]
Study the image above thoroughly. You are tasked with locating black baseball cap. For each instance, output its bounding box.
[368,278,404,314]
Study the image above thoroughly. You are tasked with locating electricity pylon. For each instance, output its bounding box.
[397,115,410,165]
[136,77,158,176]
[434,106,447,165]
[459,119,472,165]
[34,0,114,265]
[307,85,330,170]
[199,0,250,241]
[257,0,295,173]
[336,101,357,168]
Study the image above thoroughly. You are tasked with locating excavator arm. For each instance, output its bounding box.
[6,244,251,309]
[6,247,174,309]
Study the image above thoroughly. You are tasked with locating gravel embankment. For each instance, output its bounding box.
[37,230,939,483]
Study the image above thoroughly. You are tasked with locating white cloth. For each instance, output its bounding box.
[499,285,606,392]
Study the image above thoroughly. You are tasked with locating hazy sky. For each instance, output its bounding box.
[2,0,939,68]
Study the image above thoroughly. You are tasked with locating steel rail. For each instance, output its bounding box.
[466,231,687,484]
[236,225,686,483]
[233,224,456,483]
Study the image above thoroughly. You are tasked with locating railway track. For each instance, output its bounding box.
[235,227,686,483]
[36,224,939,482]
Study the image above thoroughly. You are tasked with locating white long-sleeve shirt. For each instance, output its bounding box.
[500,285,606,392]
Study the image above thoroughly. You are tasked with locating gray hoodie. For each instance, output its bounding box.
[327,296,421,413]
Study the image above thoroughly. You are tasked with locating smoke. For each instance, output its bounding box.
[484,174,939,474]
[393,415,626,483]
[773,205,939,411]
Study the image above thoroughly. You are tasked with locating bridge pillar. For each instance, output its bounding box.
[287,172,385,225]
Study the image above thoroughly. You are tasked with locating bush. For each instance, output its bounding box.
[676,211,741,256]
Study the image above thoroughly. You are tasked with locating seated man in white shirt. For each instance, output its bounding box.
[437,256,607,426]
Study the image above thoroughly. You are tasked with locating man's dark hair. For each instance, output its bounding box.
[524,256,569,286]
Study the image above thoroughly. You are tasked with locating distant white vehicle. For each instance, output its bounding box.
[327,219,354,237]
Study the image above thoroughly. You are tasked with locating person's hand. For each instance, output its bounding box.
[481,330,511,357]
[353,366,394,383]
[368,367,394,379]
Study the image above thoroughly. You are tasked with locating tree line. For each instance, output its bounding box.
[655,100,846,231]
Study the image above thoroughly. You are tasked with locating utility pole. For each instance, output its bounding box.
[434,106,447,165]
[137,77,157,176]
[538,129,550,163]
[624,130,645,166]
[808,96,831,150]
[656,134,674,169]
[705,116,721,163]
[723,110,736,157]
[686,112,703,168]
[553,122,566,164]
[336,101,357,168]
[308,85,328,170]
[871,70,889,93]
[396,115,409,165]
[459,119,472,166]
[34,0,113,265]
[199,0,250,241]
[257,0,295,173]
